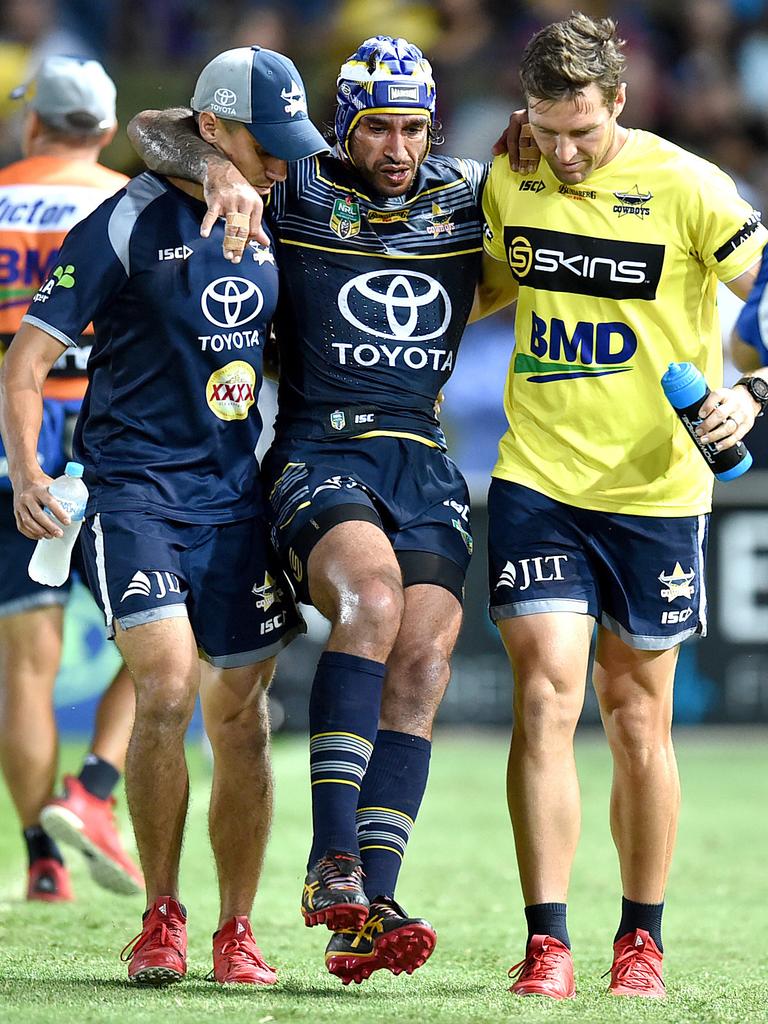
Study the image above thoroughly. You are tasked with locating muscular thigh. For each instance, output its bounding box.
[263,436,473,606]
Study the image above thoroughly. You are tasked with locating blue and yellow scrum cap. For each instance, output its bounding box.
[334,36,436,159]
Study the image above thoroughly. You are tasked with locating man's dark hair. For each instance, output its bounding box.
[520,12,626,108]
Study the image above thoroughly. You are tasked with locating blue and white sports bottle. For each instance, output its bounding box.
[661,363,752,482]
[27,461,89,586]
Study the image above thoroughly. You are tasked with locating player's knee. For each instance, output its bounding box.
[134,674,197,732]
[337,573,404,645]
[513,676,581,745]
[382,645,450,731]
[208,688,270,750]
[604,699,669,765]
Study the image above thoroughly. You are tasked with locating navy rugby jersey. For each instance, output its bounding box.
[23,172,278,522]
[268,153,487,447]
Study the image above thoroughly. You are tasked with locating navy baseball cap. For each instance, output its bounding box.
[191,46,329,161]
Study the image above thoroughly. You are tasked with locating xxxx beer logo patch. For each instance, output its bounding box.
[206,360,256,421]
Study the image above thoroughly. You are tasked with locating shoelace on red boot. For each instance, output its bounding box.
[604,943,665,991]
[509,941,570,984]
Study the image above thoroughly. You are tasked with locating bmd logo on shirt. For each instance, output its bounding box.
[504,226,664,300]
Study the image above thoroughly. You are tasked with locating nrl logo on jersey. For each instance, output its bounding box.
[613,185,653,218]
[426,202,454,236]
[658,562,695,602]
[330,195,361,238]
[252,572,283,611]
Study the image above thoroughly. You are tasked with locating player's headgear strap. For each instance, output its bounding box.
[335,36,436,159]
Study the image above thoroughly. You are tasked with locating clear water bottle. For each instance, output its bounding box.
[661,362,752,482]
[27,462,89,587]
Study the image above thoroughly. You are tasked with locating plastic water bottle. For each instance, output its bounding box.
[27,462,89,586]
[661,363,752,482]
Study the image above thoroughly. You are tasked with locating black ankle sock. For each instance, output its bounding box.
[78,754,120,800]
[615,896,664,951]
[525,902,570,949]
[23,826,63,867]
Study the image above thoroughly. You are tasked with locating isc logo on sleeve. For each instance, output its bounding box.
[158,245,193,261]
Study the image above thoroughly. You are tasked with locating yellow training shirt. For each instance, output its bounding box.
[483,128,767,516]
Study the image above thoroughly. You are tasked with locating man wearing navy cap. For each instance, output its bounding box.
[0,46,326,986]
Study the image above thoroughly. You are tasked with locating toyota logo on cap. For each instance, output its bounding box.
[201,277,264,328]
[213,88,237,107]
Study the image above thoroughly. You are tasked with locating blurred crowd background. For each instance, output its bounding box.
[3,0,767,480]
[2,1,767,729]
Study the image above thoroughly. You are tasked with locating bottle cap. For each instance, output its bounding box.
[64,461,84,478]
[661,362,706,409]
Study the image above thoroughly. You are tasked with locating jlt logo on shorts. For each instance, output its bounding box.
[120,570,181,603]
[496,555,569,591]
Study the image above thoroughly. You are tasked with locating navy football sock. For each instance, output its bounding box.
[308,651,385,867]
[23,825,63,867]
[525,902,570,948]
[615,896,664,951]
[356,729,431,901]
[78,753,120,800]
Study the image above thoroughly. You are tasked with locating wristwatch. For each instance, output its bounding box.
[735,376,768,416]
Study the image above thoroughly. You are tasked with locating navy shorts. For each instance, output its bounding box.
[261,436,473,605]
[0,492,84,617]
[488,479,709,650]
[0,400,81,617]
[79,510,305,668]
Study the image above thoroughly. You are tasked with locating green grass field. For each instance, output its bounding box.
[0,731,766,1023]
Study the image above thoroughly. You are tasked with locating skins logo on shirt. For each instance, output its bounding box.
[503,226,664,300]
[206,360,256,420]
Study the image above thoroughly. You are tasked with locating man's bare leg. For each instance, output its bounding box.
[200,658,276,928]
[593,629,679,958]
[89,664,135,771]
[499,612,593,906]
[115,616,200,902]
[0,606,63,828]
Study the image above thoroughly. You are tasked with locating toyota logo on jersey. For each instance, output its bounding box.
[201,277,264,328]
[337,270,452,342]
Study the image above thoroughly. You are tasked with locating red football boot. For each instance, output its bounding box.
[508,935,576,999]
[27,858,73,903]
[212,916,277,985]
[41,775,143,895]
[121,897,187,986]
[608,929,666,998]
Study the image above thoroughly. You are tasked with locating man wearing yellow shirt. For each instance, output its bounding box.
[476,12,768,1000]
